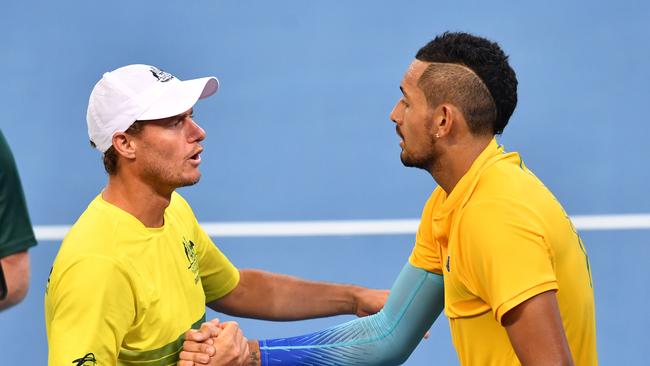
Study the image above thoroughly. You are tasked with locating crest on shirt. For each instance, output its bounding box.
[72,353,96,366]
[446,256,451,272]
[183,237,200,284]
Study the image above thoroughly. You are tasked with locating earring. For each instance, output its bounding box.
[435,133,440,138]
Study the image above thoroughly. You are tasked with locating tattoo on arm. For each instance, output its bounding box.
[248,350,260,366]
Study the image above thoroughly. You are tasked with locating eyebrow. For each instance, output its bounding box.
[399,86,408,98]
[177,109,193,119]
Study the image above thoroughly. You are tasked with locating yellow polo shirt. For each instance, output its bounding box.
[45,192,240,366]
[410,139,597,365]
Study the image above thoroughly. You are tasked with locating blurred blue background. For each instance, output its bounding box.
[1,0,649,364]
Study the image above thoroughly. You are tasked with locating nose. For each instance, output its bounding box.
[188,118,206,142]
[389,101,401,125]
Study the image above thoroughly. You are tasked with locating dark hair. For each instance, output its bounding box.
[415,32,518,135]
[90,121,145,175]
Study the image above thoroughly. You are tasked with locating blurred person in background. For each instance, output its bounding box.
[0,129,37,311]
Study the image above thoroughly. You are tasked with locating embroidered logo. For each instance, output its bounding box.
[446,256,451,272]
[183,237,200,284]
[149,66,174,82]
[72,353,96,366]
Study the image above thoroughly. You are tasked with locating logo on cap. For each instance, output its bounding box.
[149,66,174,82]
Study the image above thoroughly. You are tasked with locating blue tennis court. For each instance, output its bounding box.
[1,0,648,364]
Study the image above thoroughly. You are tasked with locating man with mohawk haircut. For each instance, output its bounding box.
[183,32,598,366]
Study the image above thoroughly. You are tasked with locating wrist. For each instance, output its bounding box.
[346,285,363,315]
[248,339,261,366]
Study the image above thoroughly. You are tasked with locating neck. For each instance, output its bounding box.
[428,135,492,194]
[102,173,173,228]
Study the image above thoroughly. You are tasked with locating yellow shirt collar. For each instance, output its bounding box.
[434,138,506,217]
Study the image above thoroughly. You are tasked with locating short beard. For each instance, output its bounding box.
[141,163,201,193]
[400,137,437,171]
[180,176,201,188]
[400,152,435,170]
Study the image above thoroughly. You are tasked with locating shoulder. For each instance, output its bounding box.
[56,196,133,269]
[0,130,15,170]
[62,198,119,251]
[473,151,549,203]
[0,132,23,194]
[47,253,134,299]
[466,152,561,229]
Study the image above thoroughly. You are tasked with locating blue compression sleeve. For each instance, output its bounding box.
[259,263,444,365]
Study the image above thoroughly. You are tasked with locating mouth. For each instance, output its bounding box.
[396,127,404,147]
[188,148,203,164]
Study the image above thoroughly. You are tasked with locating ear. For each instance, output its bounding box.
[111,132,137,160]
[431,104,455,138]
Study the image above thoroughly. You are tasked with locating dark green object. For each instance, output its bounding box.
[0,262,6,300]
[0,130,37,260]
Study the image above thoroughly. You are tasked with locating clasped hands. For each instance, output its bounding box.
[178,319,256,366]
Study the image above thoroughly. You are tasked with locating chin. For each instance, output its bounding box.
[177,173,202,188]
[184,176,201,187]
[400,152,428,169]
[400,152,416,167]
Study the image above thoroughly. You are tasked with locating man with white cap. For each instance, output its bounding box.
[44,64,387,366]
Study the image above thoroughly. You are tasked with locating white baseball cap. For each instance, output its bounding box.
[86,64,219,152]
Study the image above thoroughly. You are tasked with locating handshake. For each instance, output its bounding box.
[178,319,260,366]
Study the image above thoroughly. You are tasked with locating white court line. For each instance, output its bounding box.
[33,214,650,241]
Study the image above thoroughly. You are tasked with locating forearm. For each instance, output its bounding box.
[257,264,444,366]
[211,269,363,320]
[0,251,30,311]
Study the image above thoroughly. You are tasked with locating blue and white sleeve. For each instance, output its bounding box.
[259,263,445,365]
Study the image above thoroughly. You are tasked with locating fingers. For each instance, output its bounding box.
[356,289,390,317]
[179,320,222,365]
[200,320,222,338]
[182,340,216,355]
[179,339,216,365]
[179,349,211,365]
[230,324,249,366]
[212,322,250,366]
[218,321,241,335]
[185,320,222,342]
[238,336,250,366]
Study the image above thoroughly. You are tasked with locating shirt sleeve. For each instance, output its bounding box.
[194,225,240,303]
[409,193,443,274]
[0,131,37,258]
[47,256,135,365]
[456,200,558,323]
[258,263,445,366]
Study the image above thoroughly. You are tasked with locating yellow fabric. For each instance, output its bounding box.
[45,192,240,366]
[409,139,597,365]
